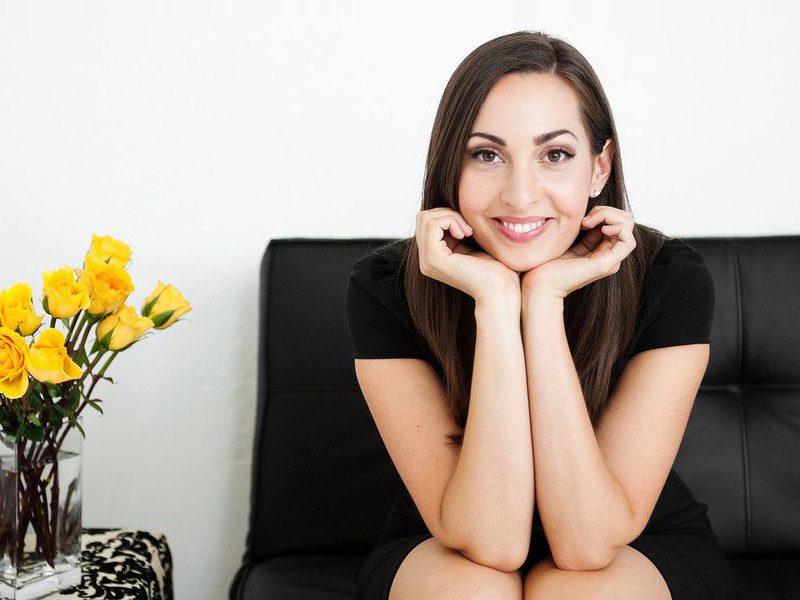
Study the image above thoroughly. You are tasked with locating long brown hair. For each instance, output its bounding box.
[401,30,668,446]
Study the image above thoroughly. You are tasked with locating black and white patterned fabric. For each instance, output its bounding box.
[50,528,173,599]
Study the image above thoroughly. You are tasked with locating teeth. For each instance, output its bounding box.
[500,219,546,233]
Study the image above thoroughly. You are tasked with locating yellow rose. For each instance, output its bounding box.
[0,326,30,399]
[96,305,154,351]
[27,328,81,385]
[0,283,44,337]
[86,234,132,268]
[141,281,191,330]
[76,253,135,317]
[42,266,91,319]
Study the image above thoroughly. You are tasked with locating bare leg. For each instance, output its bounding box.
[523,546,671,600]
[389,536,524,600]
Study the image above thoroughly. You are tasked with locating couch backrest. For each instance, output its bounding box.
[241,236,800,567]
[672,236,800,558]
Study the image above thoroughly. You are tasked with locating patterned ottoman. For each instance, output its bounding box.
[46,528,173,600]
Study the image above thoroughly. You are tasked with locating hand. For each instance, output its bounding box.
[519,206,636,300]
[415,208,520,304]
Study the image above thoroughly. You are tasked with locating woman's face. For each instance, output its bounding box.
[458,72,614,273]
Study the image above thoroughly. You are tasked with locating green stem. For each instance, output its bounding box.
[66,312,88,354]
[50,351,117,458]
[19,382,34,416]
[74,315,96,360]
[64,311,82,350]
[74,350,108,390]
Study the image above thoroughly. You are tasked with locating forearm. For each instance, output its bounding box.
[441,292,534,570]
[521,292,635,570]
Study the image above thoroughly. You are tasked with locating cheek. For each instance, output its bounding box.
[556,184,591,219]
[457,172,484,215]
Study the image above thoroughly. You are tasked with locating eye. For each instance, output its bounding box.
[469,148,502,164]
[545,148,575,164]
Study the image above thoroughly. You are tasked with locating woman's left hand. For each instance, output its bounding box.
[520,206,636,300]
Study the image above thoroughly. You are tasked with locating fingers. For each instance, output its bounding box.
[579,206,636,270]
[417,208,473,241]
[415,209,475,263]
[581,206,634,243]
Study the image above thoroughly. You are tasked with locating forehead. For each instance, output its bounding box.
[472,73,583,136]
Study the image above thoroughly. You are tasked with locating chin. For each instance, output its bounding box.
[498,256,545,274]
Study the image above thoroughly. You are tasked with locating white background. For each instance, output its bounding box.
[1,1,798,598]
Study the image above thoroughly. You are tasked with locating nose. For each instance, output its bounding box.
[500,162,540,212]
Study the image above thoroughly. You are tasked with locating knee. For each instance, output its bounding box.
[523,556,613,600]
[429,560,523,600]
[389,537,524,600]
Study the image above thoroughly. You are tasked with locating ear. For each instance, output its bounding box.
[592,138,615,191]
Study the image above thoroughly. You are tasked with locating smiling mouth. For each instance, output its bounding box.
[492,217,552,243]
[494,218,550,233]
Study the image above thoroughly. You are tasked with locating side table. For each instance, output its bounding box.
[37,527,173,600]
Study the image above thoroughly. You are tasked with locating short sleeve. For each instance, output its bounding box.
[632,243,716,354]
[345,265,428,361]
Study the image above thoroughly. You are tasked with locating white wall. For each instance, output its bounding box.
[1,1,797,598]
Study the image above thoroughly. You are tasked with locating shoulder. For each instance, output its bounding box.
[642,237,714,307]
[351,238,410,289]
[629,237,715,356]
[346,238,433,361]
[349,238,412,312]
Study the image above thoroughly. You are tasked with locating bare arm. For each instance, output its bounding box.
[440,290,534,571]
[521,292,633,570]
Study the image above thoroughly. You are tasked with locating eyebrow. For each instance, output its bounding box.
[468,129,578,146]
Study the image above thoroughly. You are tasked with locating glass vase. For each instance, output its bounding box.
[0,417,83,600]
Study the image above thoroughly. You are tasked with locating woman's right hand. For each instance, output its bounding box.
[415,208,521,305]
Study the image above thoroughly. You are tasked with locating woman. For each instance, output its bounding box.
[346,30,740,600]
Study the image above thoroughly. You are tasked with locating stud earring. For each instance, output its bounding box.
[592,189,600,198]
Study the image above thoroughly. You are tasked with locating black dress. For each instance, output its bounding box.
[345,237,740,600]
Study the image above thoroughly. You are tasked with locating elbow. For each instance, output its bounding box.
[458,537,529,573]
[549,504,641,571]
[551,543,617,572]
[437,508,530,573]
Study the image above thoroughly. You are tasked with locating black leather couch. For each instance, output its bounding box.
[230,236,800,600]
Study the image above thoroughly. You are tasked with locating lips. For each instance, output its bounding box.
[494,215,551,224]
[493,217,552,243]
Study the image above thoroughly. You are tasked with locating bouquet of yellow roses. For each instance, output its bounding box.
[0,234,190,594]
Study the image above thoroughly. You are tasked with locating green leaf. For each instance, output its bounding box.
[66,412,86,438]
[26,423,44,442]
[86,399,104,415]
[48,409,63,427]
[42,295,50,314]
[89,338,100,354]
[150,310,174,328]
[66,387,81,411]
[30,393,44,411]
[59,318,70,329]
[141,295,159,317]
[46,383,61,400]
[16,420,26,439]
[98,330,113,350]
[77,345,90,368]
[100,376,115,384]
[27,413,41,427]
